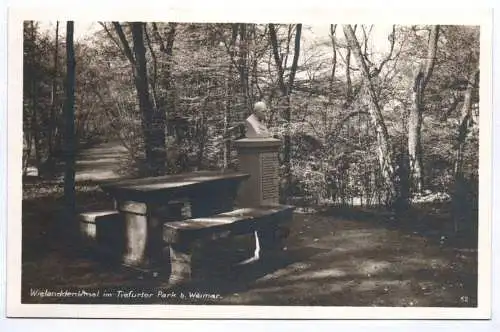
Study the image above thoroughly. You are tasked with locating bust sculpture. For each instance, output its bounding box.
[245,101,271,138]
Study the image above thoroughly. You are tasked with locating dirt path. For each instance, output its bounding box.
[75,140,128,182]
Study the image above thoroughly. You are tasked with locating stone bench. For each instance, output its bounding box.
[78,201,185,263]
[78,210,125,259]
[163,205,294,284]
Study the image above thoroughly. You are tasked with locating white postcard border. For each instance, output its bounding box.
[6,6,493,319]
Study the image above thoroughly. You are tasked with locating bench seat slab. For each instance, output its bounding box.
[164,205,294,284]
[163,205,294,244]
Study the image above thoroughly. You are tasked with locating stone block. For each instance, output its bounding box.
[78,210,124,258]
[117,200,187,269]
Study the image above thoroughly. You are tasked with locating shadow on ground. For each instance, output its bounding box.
[319,204,478,250]
[21,206,478,307]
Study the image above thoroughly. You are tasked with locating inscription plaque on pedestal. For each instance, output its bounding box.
[260,152,279,204]
[234,137,281,207]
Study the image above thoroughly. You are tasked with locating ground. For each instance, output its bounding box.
[20,141,478,307]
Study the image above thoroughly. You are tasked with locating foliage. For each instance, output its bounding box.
[24,22,479,227]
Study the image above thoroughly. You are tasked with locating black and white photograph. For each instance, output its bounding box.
[5,7,493,319]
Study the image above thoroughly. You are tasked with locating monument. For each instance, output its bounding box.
[235,101,281,207]
[233,102,287,263]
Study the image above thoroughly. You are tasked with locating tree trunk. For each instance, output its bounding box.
[223,26,238,169]
[454,68,479,176]
[345,47,353,107]
[197,106,207,169]
[152,22,177,116]
[131,22,166,176]
[23,132,32,176]
[328,24,337,104]
[223,72,233,169]
[144,25,159,110]
[63,21,76,232]
[47,21,59,166]
[452,68,479,232]
[269,24,302,203]
[30,21,41,171]
[237,24,251,117]
[408,83,424,192]
[408,25,439,193]
[343,24,397,206]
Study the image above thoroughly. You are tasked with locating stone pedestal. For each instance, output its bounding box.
[234,138,281,207]
[234,137,288,259]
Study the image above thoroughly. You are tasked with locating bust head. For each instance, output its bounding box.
[253,101,267,121]
[245,101,271,138]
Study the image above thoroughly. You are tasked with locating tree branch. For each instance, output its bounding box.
[361,25,374,68]
[219,24,241,71]
[329,24,337,103]
[287,24,302,93]
[422,25,440,89]
[333,110,370,135]
[376,25,397,74]
[282,25,293,70]
[164,23,177,56]
[269,23,287,94]
[112,21,136,65]
[99,22,129,59]
[144,23,158,109]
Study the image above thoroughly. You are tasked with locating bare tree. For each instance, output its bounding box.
[111,22,167,176]
[131,22,167,175]
[151,22,177,114]
[269,23,302,202]
[328,24,338,105]
[343,24,397,205]
[454,68,479,177]
[237,24,251,116]
[452,67,479,233]
[29,21,41,170]
[63,21,76,227]
[408,25,439,193]
[223,24,239,168]
[47,21,59,166]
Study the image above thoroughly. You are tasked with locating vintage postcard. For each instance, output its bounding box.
[6,6,493,319]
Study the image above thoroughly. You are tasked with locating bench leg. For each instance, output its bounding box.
[169,243,193,285]
[121,207,171,270]
[122,212,149,267]
[256,224,289,259]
